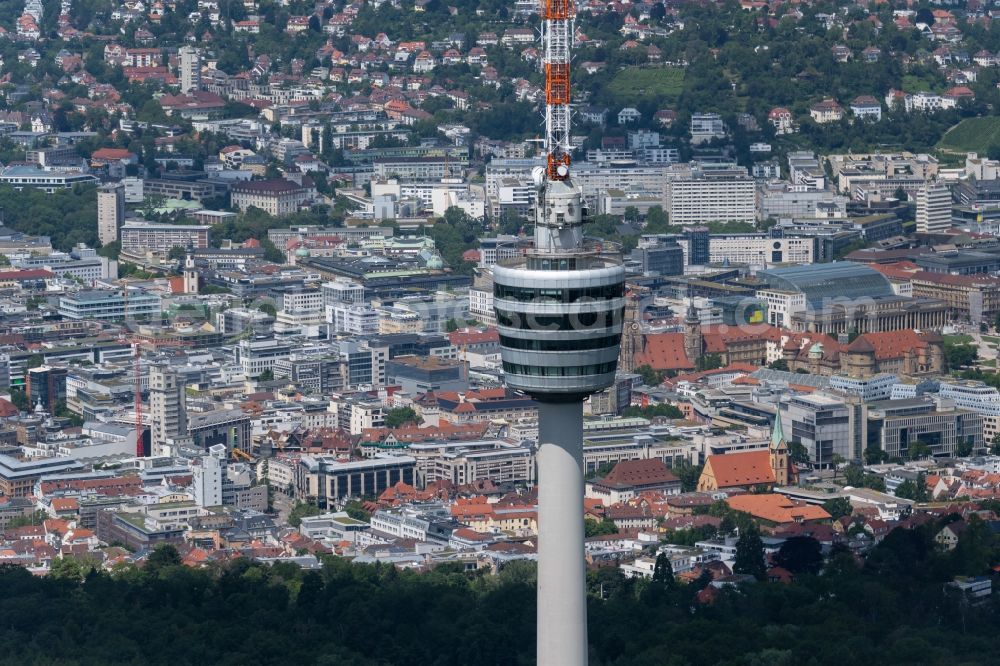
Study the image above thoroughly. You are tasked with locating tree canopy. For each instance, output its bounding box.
[1,516,997,665]
[733,524,767,580]
[384,407,420,429]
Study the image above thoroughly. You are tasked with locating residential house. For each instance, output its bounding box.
[769,107,794,134]
[618,107,641,124]
[809,99,844,124]
[850,96,882,121]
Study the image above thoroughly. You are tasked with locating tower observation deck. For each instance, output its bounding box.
[493,180,626,400]
[493,1,625,660]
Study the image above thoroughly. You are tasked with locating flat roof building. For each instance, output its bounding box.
[0,166,98,192]
[296,454,417,508]
[58,289,162,321]
[120,222,211,253]
[386,355,467,394]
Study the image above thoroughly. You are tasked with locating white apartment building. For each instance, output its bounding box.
[258,457,295,491]
[279,289,323,314]
[938,381,1000,442]
[235,338,293,377]
[122,177,144,203]
[454,446,535,484]
[411,441,535,487]
[469,286,496,326]
[329,303,379,335]
[178,45,201,94]
[192,444,225,507]
[910,91,957,112]
[97,183,124,246]
[370,508,436,541]
[491,177,535,218]
[120,222,211,253]
[916,181,952,234]
[230,179,314,216]
[667,168,756,225]
[349,402,385,435]
[690,113,726,144]
[322,278,365,307]
[675,234,814,267]
[828,374,898,402]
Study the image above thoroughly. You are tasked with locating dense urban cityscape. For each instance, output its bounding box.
[0,0,999,662]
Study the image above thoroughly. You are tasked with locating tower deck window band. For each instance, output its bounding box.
[495,308,623,331]
[498,333,622,351]
[502,361,618,377]
[494,282,625,302]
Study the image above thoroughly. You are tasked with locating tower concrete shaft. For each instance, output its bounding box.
[536,400,588,666]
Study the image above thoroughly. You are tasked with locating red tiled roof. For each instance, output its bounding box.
[0,269,54,281]
[703,451,775,488]
[634,332,695,371]
[726,493,831,524]
[448,328,498,346]
[91,147,135,161]
[858,329,930,359]
[598,459,678,488]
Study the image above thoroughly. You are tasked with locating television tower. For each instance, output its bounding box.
[493,0,625,661]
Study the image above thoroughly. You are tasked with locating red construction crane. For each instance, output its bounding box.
[133,343,143,457]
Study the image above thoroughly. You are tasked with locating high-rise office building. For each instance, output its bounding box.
[916,181,952,234]
[192,444,225,507]
[178,46,201,94]
[683,226,710,265]
[667,165,757,225]
[97,183,124,246]
[149,363,187,456]
[27,365,67,413]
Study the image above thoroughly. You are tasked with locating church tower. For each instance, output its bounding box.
[770,410,790,486]
[682,303,702,365]
[618,292,641,374]
[183,255,199,295]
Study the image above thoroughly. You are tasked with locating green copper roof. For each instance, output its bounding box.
[771,414,786,449]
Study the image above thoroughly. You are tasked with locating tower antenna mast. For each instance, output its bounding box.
[542,0,573,183]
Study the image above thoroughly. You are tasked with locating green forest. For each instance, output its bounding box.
[4,515,999,665]
[0,184,99,251]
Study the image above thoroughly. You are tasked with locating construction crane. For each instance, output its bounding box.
[120,279,147,458]
[232,448,254,462]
